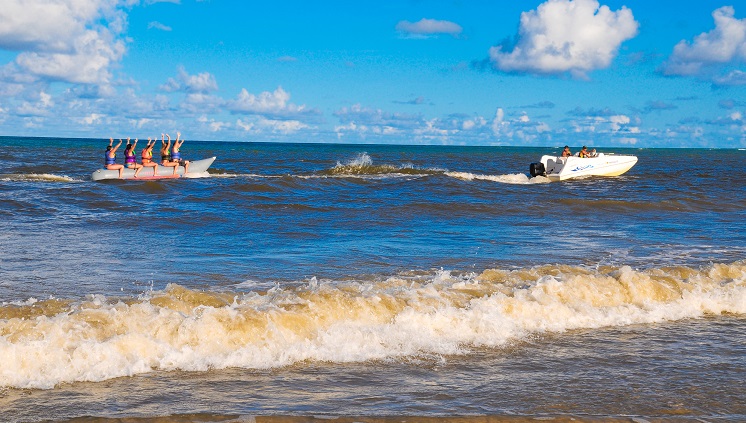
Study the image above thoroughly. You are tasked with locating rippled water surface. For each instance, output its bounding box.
[0,136,744,422]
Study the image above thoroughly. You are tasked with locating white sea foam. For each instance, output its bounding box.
[1,262,744,389]
[445,171,550,184]
[0,173,81,182]
[182,171,212,179]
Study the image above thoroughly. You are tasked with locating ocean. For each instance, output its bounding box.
[0,136,744,422]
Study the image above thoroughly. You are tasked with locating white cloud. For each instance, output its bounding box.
[662,7,746,77]
[334,104,424,129]
[609,114,630,130]
[160,68,219,93]
[491,108,505,134]
[0,0,130,85]
[334,121,365,139]
[227,86,314,119]
[257,117,309,134]
[16,90,54,116]
[489,0,638,77]
[148,21,172,31]
[396,18,463,37]
[16,31,126,85]
[713,70,746,86]
[236,119,255,132]
[77,113,105,125]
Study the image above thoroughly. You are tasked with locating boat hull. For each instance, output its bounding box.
[91,157,216,181]
[538,154,637,181]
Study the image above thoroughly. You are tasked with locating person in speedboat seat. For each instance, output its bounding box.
[561,145,572,157]
[579,146,590,158]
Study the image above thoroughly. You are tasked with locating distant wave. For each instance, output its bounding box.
[1,261,744,389]
[0,173,81,182]
[200,154,543,183]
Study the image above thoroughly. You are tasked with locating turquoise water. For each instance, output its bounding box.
[0,136,744,422]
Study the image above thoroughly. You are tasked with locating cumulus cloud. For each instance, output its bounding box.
[396,18,463,37]
[488,0,638,77]
[160,67,219,94]
[661,6,746,78]
[227,86,315,119]
[0,0,130,85]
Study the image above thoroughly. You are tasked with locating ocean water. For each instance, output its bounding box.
[0,136,744,422]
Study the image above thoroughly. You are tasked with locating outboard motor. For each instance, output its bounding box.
[529,162,545,177]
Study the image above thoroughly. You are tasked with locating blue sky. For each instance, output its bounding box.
[1,0,745,147]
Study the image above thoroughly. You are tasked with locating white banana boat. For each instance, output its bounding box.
[529,153,637,182]
[91,157,216,181]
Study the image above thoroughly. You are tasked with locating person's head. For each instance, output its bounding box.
[563,145,569,150]
[106,146,112,152]
[582,145,587,150]
[591,148,596,153]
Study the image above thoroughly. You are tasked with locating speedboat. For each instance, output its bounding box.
[529,153,637,182]
[91,157,216,181]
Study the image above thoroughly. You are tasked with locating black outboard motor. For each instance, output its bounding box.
[529,162,545,177]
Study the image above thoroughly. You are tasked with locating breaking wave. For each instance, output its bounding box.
[1,262,744,390]
[318,153,444,177]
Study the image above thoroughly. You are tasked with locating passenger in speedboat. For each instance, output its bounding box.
[141,138,160,176]
[579,146,589,158]
[588,148,597,158]
[171,132,190,175]
[105,138,124,179]
[561,146,573,157]
[160,133,180,175]
[123,139,143,178]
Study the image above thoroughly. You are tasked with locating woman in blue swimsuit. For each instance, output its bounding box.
[105,138,124,179]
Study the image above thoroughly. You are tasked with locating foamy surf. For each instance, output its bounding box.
[0,173,81,182]
[1,262,744,389]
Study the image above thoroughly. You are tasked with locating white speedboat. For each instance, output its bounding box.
[529,153,637,181]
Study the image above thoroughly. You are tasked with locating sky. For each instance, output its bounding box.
[0,0,745,147]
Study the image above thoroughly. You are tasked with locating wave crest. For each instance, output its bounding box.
[1,262,744,389]
[320,153,443,177]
